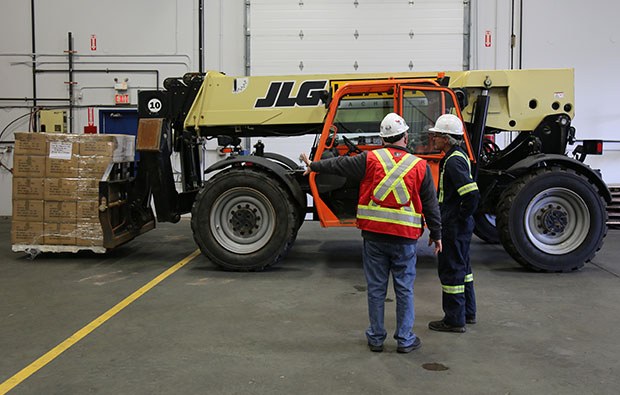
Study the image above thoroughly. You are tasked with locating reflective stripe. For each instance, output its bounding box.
[458,182,479,196]
[465,273,474,282]
[357,202,423,228]
[439,149,475,203]
[358,148,424,230]
[442,284,465,294]
[372,149,419,205]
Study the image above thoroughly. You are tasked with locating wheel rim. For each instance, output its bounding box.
[524,187,590,255]
[210,187,276,254]
[485,214,496,227]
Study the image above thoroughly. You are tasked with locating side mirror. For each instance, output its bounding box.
[453,88,468,111]
[325,125,338,149]
[321,88,332,108]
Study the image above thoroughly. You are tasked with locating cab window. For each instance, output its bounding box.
[401,88,459,155]
[331,91,393,152]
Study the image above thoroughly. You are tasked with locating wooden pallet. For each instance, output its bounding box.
[12,244,106,259]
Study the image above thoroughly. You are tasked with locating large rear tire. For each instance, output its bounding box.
[496,166,607,272]
[191,168,298,271]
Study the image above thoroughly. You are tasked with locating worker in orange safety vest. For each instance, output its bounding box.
[301,112,442,353]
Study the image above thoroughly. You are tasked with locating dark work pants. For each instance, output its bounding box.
[438,216,476,327]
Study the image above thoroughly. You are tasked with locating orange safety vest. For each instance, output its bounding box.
[357,147,427,239]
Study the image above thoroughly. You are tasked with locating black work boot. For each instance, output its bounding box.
[367,342,384,352]
[428,320,466,333]
[397,336,422,353]
[466,315,476,325]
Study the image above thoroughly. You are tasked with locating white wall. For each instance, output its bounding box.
[0,0,245,216]
[203,0,246,75]
[517,0,620,183]
[470,0,514,70]
[2,0,620,217]
[472,0,620,183]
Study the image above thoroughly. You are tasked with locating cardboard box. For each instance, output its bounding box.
[76,223,103,246]
[13,178,44,200]
[44,178,78,200]
[44,201,77,223]
[12,200,44,221]
[44,222,77,245]
[78,156,111,179]
[13,155,46,177]
[77,200,100,222]
[79,134,119,157]
[77,179,99,200]
[45,133,79,157]
[79,134,135,162]
[44,134,79,178]
[11,221,44,245]
[46,156,79,178]
[14,132,47,156]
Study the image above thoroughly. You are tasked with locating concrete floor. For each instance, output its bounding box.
[1,217,619,395]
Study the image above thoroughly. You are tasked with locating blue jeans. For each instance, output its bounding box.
[362,239,418,347]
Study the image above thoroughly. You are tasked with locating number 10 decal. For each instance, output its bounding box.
[148,98,162,113]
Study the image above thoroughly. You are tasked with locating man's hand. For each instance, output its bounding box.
[300,153,313,176]
[428,238,442,254]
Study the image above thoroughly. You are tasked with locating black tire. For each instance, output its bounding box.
[191,168,298,271]
[283,203,305,255]
[496,166,608,272]
[473,211,499,244]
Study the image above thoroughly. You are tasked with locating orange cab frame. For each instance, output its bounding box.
[309,78,475,227]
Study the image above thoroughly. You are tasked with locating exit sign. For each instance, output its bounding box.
[115,94,130,104]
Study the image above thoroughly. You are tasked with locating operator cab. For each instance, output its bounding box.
[309,80,473,226]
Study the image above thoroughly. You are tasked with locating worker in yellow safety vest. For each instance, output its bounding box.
[428,114,480,333]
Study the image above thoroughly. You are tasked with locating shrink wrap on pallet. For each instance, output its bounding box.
[10,132,135,253]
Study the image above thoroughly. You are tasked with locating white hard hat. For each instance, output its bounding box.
[380,113,409,138]
[428,114,464,136]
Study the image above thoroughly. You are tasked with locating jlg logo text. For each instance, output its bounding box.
[254,80,327,108]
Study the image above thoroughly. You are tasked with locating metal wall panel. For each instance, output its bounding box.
[0,0,199,215]
[519,0,620,183]
[470,0,513,71]
[34,1,180,55]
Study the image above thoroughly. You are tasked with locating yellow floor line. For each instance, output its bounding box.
[0,249,201,395]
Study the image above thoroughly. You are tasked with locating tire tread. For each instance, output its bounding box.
[496,166,607,272]
[190,167,300,271]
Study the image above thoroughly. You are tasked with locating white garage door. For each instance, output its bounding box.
[247,0,466,166]
[247,0,466,215]
[249,0,466,75]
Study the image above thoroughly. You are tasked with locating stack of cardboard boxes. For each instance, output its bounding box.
[11,132,135,251]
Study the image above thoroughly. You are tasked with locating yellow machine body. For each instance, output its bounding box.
[184,69,575,133]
